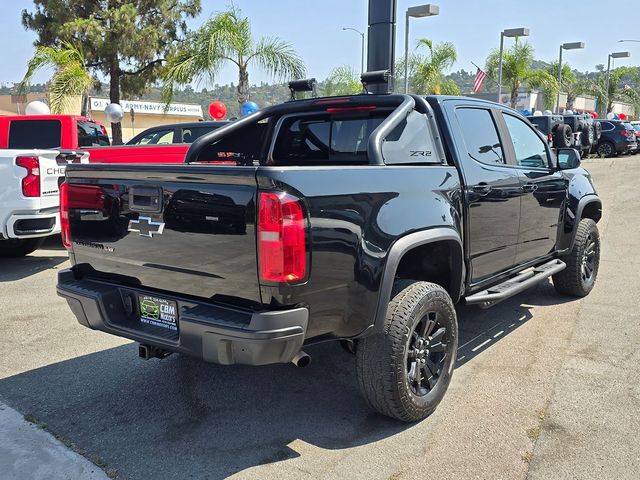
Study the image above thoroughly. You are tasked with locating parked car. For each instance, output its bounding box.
[126,121,229,145]
[596,119,637,157]
[0,149,72,256]
[0,115,109,151]
[57,93,602,422]
[629,121,640,150]
[562,114,599,157]
[0,115,200,257]
[526,114,565,147]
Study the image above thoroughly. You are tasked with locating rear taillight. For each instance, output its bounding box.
[326,106,377,113]
[60,182,71,249]
[258,192,306,283]
[16,156,40,197]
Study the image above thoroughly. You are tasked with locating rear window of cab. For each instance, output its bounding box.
[8,120,62,149]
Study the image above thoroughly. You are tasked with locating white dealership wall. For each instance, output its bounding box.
[89,97,203,141]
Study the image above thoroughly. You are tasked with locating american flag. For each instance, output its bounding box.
[473,67,487,93]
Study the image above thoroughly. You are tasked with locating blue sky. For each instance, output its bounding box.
[2,0,637,89]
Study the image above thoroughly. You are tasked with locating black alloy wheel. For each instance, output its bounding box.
[406,312,449,396]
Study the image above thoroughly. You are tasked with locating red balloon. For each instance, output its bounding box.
[590,112,598,119]
[208,100,227,120]
[618,113,627,120]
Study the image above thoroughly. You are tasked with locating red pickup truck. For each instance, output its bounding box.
[0,115,189,164]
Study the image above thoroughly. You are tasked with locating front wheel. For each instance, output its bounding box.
[553,219,600,297]
[356,281,458,422]
[0,237,46,258]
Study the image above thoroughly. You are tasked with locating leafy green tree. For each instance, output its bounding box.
[486,40,557,109]
[542,61,588,112]
[322,66,362,96]
[19,42,93,115]
[586,66,640,115]
[410,39,459,95]
[22,0,201,144]
[162,6,305,111]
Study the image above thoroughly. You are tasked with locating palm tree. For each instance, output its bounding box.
[407,38,459,95]
[162,6,305,110]
[586,66,638,116]
[19,42,93,115]
[323,65,362,96]
[486,40,557,109]
[541,62,589,112]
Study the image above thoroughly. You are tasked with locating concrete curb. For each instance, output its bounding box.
[0,401,109,480]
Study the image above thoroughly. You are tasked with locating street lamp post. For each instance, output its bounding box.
[403,4,439,93]
[556,41,585,113]
[342,27,366,74]
[605,51,631,116]
[497,27,530,104]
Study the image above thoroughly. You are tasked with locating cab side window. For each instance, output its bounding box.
[136,129,174,145]
[456,108,505,165]
[503,114,550,169]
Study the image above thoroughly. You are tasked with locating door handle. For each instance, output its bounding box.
[522,183,538,193]
[472,183,492,196]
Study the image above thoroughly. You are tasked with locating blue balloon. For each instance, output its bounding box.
[241,101,259,117]
[614,113,620,119]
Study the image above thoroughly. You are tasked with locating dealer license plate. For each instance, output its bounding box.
[138,294,178,332]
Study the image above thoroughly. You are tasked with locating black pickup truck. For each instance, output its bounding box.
[57,92,602,422]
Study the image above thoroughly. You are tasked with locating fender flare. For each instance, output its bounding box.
[367,228,464,335]
[569,195,602,250]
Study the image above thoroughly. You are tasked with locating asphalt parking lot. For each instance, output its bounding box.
[1,157,639,480]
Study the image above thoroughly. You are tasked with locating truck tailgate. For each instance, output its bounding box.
[65,165,261,304]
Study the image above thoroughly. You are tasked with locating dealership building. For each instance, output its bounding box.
[0,94,203,142]
[88,98,203,141]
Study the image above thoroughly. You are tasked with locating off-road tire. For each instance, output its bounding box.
[581,125,595,147]
[594,121,602,141]
[356,280,458,422]
[0,237,46,258]
[553,219,600,297]
[554,124,573,148]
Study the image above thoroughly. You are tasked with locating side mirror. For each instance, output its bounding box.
[557,148,581,170]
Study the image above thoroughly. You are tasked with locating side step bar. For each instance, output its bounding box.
[464,259,566,308]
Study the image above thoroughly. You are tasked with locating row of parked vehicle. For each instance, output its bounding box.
[526,112,639,158]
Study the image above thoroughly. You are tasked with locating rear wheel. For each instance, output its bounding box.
[553,219,600,297]
[597,141,615,157]
[554,124,573,148]
[0,237,46,258]
[356,281,458,422]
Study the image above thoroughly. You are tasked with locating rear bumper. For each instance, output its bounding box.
[56,269,308,366]
[3,210,60,239]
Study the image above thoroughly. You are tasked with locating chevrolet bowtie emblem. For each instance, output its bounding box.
[128,216,165,238]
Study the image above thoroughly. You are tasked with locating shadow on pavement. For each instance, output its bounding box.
[0,280,579,479]
[0,235,67,282]
[0,255,67,282]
